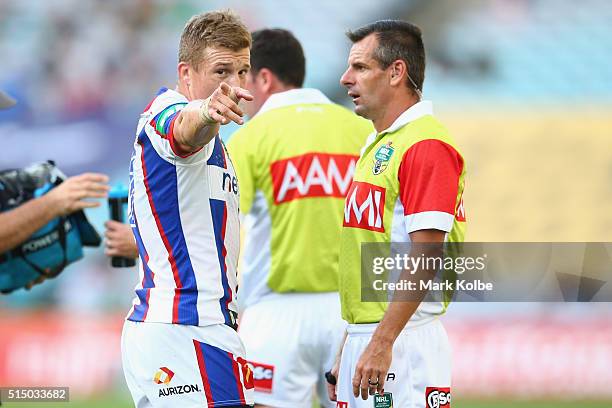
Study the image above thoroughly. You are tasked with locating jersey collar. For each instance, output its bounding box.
[380,100,434,135]
[164,87,188,101]
[360,100,434,156]
[256,88,332,116]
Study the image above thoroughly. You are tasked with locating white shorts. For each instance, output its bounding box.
[336,319,451,408]
[121,320,254,407]
[238,293,347,408]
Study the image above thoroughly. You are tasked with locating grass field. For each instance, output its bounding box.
[2,395,612,408]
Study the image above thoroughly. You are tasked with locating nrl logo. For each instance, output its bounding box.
[372,141,394,175]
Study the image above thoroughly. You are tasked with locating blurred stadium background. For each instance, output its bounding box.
[1,0,611,406]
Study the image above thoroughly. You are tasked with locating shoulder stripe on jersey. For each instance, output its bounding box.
[148,103,203,158]
[209,198,234,327]
[149,103,186,139]
[193,340,246,406]
[128,210,156,322]
[165,112,179,140]
[139,135,199,325]
[207,137,228,168]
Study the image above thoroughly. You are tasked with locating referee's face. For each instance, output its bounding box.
[341,34,389,121]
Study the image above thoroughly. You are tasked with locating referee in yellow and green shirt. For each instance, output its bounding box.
[328,20,466,408]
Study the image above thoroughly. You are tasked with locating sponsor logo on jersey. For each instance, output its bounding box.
[237,357,255,390]
[153,367,201,398]
[247,361,274,393]
[209,166,239,201]
[336,402,348,408]
[373,392,393,408]
[372,141,394,175]
[343,181,385,232]
[222,171,239,195]
[386,372,396,382]
[153,367,174,384]
[271,153,357,204]
[158,384,201,397]
[425,387,451,408]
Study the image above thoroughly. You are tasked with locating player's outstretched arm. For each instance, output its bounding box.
[0,173,109,254]
[172,82,253,154]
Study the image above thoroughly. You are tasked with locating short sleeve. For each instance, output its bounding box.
[398,139,464,233]
[227,126,257,214]
[148,102,207,159]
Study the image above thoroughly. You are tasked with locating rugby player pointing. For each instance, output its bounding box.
[329,20,466,407]
[121,11,254,408]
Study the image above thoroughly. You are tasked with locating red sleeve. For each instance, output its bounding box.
[398,139,463,232]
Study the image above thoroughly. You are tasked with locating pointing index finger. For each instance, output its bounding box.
[218,82,232,95]
[233,87,253,102]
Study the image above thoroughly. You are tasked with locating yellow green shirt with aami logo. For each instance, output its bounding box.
[339,101,466,324]
[227,89,373,308]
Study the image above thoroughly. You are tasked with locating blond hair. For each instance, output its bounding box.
[179,10,251,69]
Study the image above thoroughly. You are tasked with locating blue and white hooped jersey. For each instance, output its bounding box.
[126,87,241,327]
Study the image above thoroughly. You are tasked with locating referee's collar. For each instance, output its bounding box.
[256,88,332,117]
[380,100,434,135]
